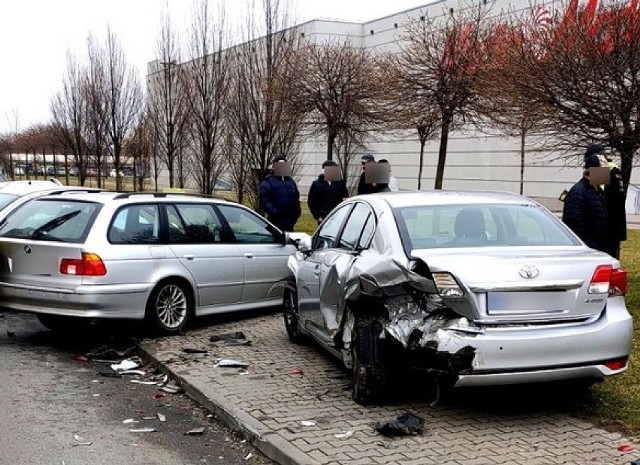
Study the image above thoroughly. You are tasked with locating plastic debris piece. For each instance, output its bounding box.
[334,431,353,439]
[73,354,89,362]
[244,452,253,460]
[133,409,145,414]
[182,348,209,354]
[151,393,167,400]
[618,444,635,453]
[157,413,166,422]
[375,412,424,437]
[129,428,156,433]
[130,380,159,385]
[123,419,139,424]
[288,368,304,376]
[185,427,206,436]
[210,331,251,346]
[142,416,156,420]
[215,359,249,368]
[92,394,100,397]
[73,434,92,446]
[239,370,249,376]
[160,383,182,394]
[301,420,316,427]
[110,360,139,372]
[119,370,146,376]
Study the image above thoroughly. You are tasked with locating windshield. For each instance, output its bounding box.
[396,203,580,249]
[0,193,19,212]
[0,199,101,243]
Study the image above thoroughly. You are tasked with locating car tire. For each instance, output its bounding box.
[283,288,304,344]
[351,315,387,405]
[145,280,193,334]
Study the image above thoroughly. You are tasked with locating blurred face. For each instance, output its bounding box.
[273,160,291,177]
[324,166,342,181]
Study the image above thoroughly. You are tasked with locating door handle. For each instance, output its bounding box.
[183,254,195,260]
[244,253,254,259]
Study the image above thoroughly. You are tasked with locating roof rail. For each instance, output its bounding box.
[112,192,227,201]
[47,188,103,196]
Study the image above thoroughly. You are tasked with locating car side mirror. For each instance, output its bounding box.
[297,235,313,254]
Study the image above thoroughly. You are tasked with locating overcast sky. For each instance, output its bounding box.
[0,0,429,134]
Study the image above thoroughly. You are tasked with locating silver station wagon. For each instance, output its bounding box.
[284,191,633,404]
[0,192,297,333]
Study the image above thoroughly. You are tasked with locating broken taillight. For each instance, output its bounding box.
[60,252,107,276]
[588,265,627,296]
[433,272,464,297]
[604,357,628,371]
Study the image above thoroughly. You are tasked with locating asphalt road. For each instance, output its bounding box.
[0,311,273,465]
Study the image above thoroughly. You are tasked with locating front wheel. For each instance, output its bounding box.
[283,288,304,344]
[146,281,192,334]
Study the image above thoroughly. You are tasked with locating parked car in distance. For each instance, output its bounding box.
[284,191,633,404]
[0,192,298,334]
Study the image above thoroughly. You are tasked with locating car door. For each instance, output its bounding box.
[216,204,295,304]
[317,202,376,335]
[297,204,353,338]
[165,203,244,307]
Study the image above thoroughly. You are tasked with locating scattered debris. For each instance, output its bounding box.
[375,412,424,437]
[185,427,206,436]
[130,380,159,385]
[73,354,89,362]
[301,420,316,427]
[618,445,635,454]
[244,452,253,460]
[123,419,139,424]
[110,360,139,372]
[157,413,166,422]
[129,428,156,433]
[92,394,100,397]
[119,370,146,376]
[215,359,249,368]
[73,434,92,446]
[87,346,136,361]
[288,368,304,377]
[210,331,251,346]
[160,383,182,394]
[182,348,209,354]
[378,441,398,450]
[334,431,353,439]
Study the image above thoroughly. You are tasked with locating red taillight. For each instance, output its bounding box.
[588,264,626,296]
[60,252,106,276]
[604,357,628,371]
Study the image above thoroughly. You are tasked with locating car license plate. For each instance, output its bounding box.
[487,291,571,314]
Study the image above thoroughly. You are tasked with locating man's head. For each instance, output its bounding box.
[584,145,605,169]
[322,160,341,181]
[378,158,391,172]
[361,153,375,169]
[272,154,291,176]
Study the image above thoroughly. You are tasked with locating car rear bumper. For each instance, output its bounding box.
[0,282,150,319]
[440,302,633,387]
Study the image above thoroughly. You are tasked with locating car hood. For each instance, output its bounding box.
[411,246,618,323]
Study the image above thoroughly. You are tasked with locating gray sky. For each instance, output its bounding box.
[0,0,429,134]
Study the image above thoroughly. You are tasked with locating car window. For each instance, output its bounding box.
[0,199,101,243]
[217,205,279,244]
[166,204,225,244]
[109,204,160,244]
[338,203,373,251]
[0,193,18,211]
[396,204,579,249]
[313,204,352,250]
[358,212,375,249]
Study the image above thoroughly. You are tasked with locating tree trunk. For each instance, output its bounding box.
[619,146,634,196]
[434,120,450,190]
[418,137,426,191]
[327,132,335,161]
[519,127,526,195]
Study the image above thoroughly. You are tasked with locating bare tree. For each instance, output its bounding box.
[51,52,90,185]
[184,0,229,196]
[147,12,190,189]
[126,111,152,192]
[283,40,387,162]
[397,3,495,189]
[504,0,640,191]
[227,0,304,208]
[97,28,143,191]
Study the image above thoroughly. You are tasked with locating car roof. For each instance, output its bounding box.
[360,190,541,209]
[39,191,236,206]
[0,179,67,195]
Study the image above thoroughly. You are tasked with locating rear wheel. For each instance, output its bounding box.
[283,288,304,344]
[351,315,387,405]
[145,281,192,334]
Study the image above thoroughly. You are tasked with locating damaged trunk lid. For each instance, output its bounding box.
[412,247,612,324]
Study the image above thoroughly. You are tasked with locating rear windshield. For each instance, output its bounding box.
[0,199,102,243]
[0,193,19,212]
[396,203,579,249]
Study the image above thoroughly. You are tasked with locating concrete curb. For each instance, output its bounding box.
[137,344,319,465]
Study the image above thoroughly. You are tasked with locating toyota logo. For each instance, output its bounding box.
[519,264,539,279]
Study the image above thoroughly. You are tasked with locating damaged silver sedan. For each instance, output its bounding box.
[284,191,632,404]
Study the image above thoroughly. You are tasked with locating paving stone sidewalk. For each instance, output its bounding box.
[140,312,639,465]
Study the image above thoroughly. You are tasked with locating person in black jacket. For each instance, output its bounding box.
[602,154,627,259]
[258,155,301,232]
[562,149,608,252]
[308,160,349,224]
[357,153,375,195]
